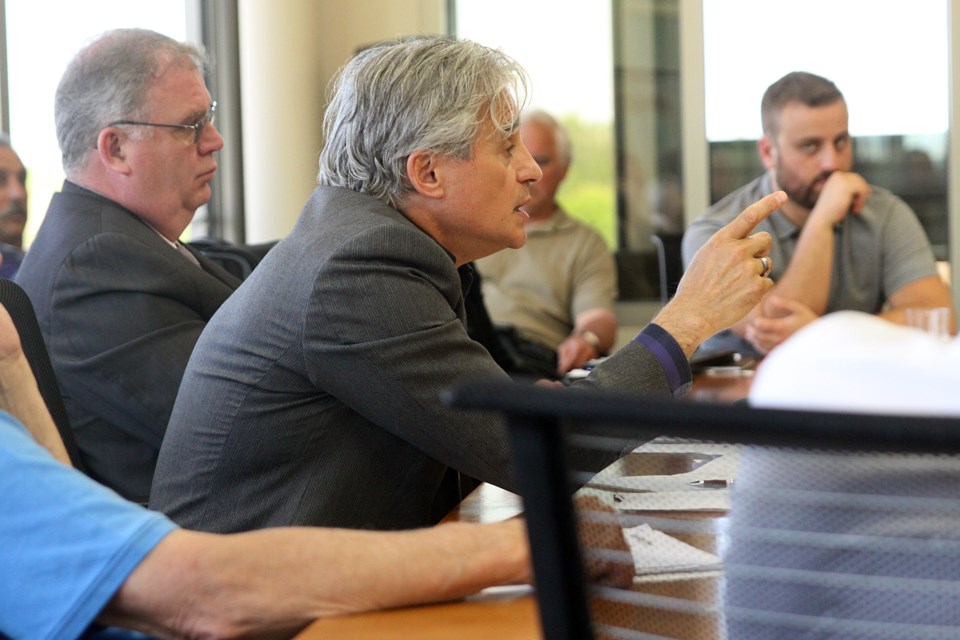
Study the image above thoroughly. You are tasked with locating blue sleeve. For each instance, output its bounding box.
[0,413,177,640]
[634,323,692,397]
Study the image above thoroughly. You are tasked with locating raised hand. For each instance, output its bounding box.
[809,171,872,227]
[653,191,786,358]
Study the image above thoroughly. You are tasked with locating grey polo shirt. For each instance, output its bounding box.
[682,174,938,315]
[477,207,617,349]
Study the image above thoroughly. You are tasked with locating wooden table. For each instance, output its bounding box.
[444,481,524,524]
[298,589,540,639]
[688,368,755,404]
[296,373,751,639]
[295,485,537,639]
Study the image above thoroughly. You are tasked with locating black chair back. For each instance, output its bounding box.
[0,279,85,470]
[189,238,278,280]
[445,378,960,640]
[650,233,684,304]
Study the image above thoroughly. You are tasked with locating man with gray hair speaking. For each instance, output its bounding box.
[152,35,784,533]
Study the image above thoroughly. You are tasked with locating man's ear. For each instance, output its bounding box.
[406,150,445,199]
[757,135,777,171]
[95,128,133,176]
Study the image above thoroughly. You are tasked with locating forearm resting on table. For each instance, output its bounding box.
[769,223,835,316]
[101,519,531,638]
[880,275,957,333]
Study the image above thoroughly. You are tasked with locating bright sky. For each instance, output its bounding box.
[455,0,614,122]
[6,1,187,166]
[457,0,949,139]
[8,0,949,243]
[5,2,187,243]
[703,0,949,140]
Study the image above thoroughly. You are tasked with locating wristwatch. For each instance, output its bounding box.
[576,329,601,351]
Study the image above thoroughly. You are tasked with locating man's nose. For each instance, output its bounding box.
[3,176,26,202]
[517,143,542,184]
[5,180,27,202]
[819,146,840,172]
[200,123,225,153]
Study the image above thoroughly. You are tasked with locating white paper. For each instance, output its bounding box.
[622,523,722,575]
[614,490,730,512]
[584,440,742,496]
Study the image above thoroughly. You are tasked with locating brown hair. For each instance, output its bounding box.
[761,71,844,136]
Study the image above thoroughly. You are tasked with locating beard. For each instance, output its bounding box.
[775,161,832,211]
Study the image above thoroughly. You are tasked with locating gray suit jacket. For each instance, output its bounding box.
[151,186,675,531]
[16,181,240,502]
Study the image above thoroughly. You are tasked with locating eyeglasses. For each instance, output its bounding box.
[108,101,217,144]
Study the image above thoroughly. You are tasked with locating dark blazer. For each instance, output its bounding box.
[151,186,676,532]
[16,181,240,502]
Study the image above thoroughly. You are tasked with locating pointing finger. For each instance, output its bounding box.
[720,191,786,240]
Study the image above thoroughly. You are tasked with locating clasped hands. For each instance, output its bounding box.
[743,295,818,355]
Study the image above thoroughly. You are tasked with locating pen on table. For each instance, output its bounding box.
[688,478,734,488]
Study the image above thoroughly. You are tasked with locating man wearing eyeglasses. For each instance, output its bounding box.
[14,28,240,504]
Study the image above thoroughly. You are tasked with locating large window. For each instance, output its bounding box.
[613,0,952,302]
[2,1,191,247]
[703,0,950,259]
[453,0,617,249]
[613,0,684,299]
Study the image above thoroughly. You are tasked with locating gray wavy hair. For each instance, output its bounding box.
[56,28,208,173]
[318,35,529,206]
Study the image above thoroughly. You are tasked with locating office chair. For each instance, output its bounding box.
[445,378,960,640]
[188,238,278,280]
[0,279,85,470]
[650,233,684,305]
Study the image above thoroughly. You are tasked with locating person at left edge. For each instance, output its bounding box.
[0,301,532,640]
[0,133,28,279]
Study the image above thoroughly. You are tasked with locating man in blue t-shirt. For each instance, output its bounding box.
[0,303,531,639]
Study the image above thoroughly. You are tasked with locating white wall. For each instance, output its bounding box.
[238,0,446,242]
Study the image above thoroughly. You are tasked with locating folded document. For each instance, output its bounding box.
[623,523,722,575]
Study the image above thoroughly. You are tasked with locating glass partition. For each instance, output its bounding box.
[613,0,951,298]
[613,0,682,299]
